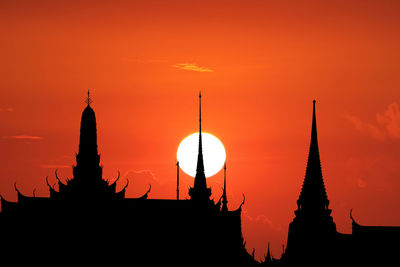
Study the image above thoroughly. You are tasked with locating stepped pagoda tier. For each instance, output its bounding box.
[284,100,337,264]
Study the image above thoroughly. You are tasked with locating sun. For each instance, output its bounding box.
[177,132,226,178]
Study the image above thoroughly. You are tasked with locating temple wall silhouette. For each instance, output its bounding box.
[1,93,399,265]
[0,93,256,265]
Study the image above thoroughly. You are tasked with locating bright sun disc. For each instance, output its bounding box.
[177,132,226,178]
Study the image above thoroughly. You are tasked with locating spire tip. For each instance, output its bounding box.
[85,90,93,105]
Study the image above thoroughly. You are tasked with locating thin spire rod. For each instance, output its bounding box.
[199,90,202,134]
[312,99,317,141]
[222,162,228,212]
[176,161,180,200]
[197,90,203,163]
[85,90,93,105]
[223,162,227,196]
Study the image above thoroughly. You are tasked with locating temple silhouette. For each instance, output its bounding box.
[1,93,399,265]
[0,92,256,265]
[263,101,400,265]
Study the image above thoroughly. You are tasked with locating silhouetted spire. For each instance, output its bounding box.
[195,91,206,185]
[296,100,330,214]
[73,91,102,181]
[222,163,228,212]
[79,91,98,157]
[189,91,211,201]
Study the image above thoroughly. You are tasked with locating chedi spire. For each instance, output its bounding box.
[73,90,102,182]
[189,91,211,202]
[296,100,330,214]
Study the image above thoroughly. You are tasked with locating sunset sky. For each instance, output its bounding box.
[1,0,400,260]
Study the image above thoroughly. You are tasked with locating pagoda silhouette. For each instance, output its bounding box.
[0,92,256,265]
[262,100,400,265]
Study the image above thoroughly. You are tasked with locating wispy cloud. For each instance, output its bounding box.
[5,135,43,140]
[344,114,385,141]
[124,169,158,182]
[172,63,213,73]
[0,107,14,112]
[243,211,282,231]
[376,102,400,138]
[345,102,400,141]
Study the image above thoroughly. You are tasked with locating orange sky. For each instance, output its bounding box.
[1,0,400,260]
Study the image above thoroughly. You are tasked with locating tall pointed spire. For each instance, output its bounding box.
[296,100,330,214]
[189,91,211,201]
[195,91,206,183]
[222,162,228,212]
[73,91,102,182]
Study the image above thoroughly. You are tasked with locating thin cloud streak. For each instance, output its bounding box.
[0,107,14,112]
[172,63,213,72]
[4,135,43,140]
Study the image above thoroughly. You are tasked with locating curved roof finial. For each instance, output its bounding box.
[240,193,246,208]
[146,184,152,195]
[137,184,152,200]
[350,208,361,227]
[46,176,51,188]
[233,193,246,212]
[116,170,120,182]
[46,176,57,190]
[55,169,66,186]
[14,182,20,193]
[110,170,121,186]
[123,179,130,190]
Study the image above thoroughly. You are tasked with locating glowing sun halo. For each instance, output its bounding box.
[177,132,226,178]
